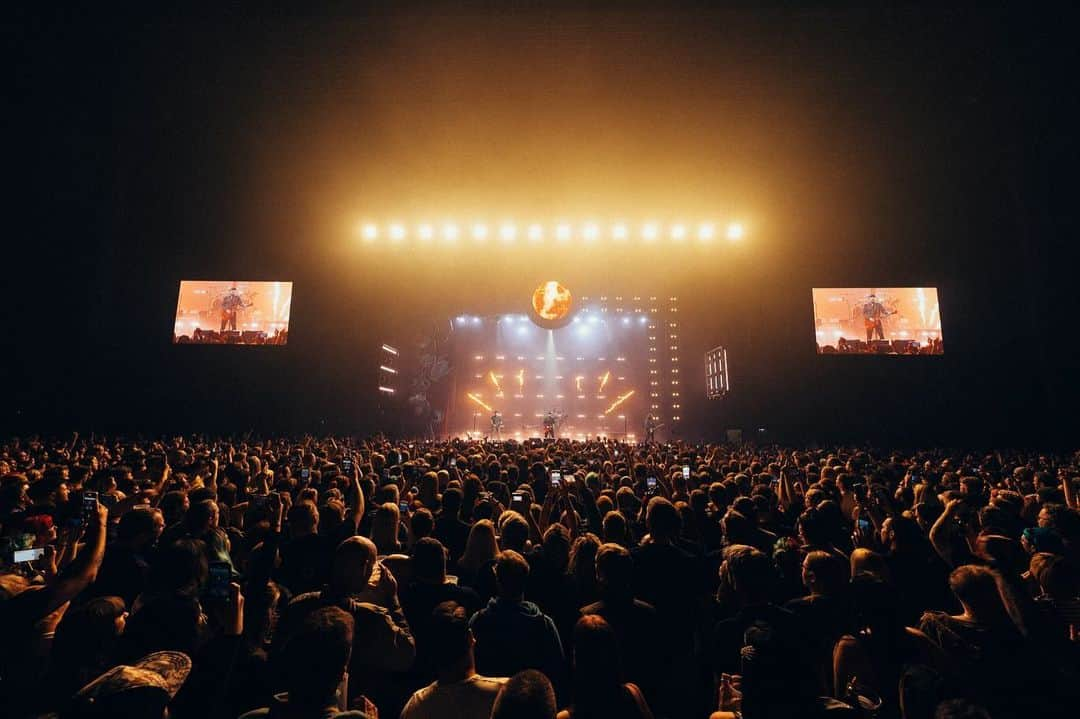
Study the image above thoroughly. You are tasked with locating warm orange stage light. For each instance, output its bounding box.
[604,390,635,415]
[467,393,493,412]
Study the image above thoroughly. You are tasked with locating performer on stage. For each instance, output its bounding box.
[219,286,252,333]
[542,410,556,439]
[861,293,894,342]
[644,414,660,443]
[490,410,503,438]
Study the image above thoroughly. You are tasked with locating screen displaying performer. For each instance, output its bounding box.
[812,287,944,355]
[174,280,293,345]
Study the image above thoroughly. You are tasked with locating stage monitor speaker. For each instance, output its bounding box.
[891,339,918,353]
[241,331,267,343]
[870,340,892,354]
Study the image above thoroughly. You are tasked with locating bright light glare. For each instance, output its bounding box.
[357,218,737,247]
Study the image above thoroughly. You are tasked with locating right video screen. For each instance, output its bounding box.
[812,287,943,355]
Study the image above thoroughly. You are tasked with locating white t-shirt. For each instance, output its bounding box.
[400,675,508,719]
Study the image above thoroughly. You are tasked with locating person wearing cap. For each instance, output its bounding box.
[64,650,191,719]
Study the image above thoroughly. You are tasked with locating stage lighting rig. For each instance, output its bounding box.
[356,219,747,247]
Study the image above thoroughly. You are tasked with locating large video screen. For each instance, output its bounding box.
[812,287,943,355]
[174,280,292,345]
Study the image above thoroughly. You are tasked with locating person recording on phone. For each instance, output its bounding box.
[0,497,109,716]
[177,498,237,579]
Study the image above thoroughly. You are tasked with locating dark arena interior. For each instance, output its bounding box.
[3,4,1080,719]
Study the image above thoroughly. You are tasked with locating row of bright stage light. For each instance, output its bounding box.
[358,220,745,244]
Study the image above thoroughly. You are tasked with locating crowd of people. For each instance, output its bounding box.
[1,434,1078,719]
[173,329,289,345]
[818,338,944,355]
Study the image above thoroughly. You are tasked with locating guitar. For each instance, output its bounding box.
[862,300,897,329]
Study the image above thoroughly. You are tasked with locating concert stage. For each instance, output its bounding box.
[445,285,681,440]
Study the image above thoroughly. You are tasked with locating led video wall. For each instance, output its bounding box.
[174,280,293,345]
[812,287,943,355]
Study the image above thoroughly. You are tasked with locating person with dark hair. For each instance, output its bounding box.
[434,488,471,566]
[241,606,371,718]
[400,537,481,678]
[712,545,803,678]
[557,614,654,719]
[785,550,854,693]
[918,565,1049,717]
[91,506,165,606]
[632,499,699,644]
[121,538,209,660]
[276,500,332,595]
[526,523,573,628]
[833,574,942,715]
[46,595,128,712]
[491,669,557,719]
[580,542,665,712]
[469,550,566,699]
[400,601,507,719]
[180,498,237,579]
[566,533,601,610]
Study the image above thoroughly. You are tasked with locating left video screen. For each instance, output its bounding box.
[173,280,293,345]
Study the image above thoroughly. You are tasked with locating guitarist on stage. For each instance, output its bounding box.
[644,414,661,443]
[542,410,556,439]
[490,411,503,438]
[861,293,895,343]
[219,285,253,332]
